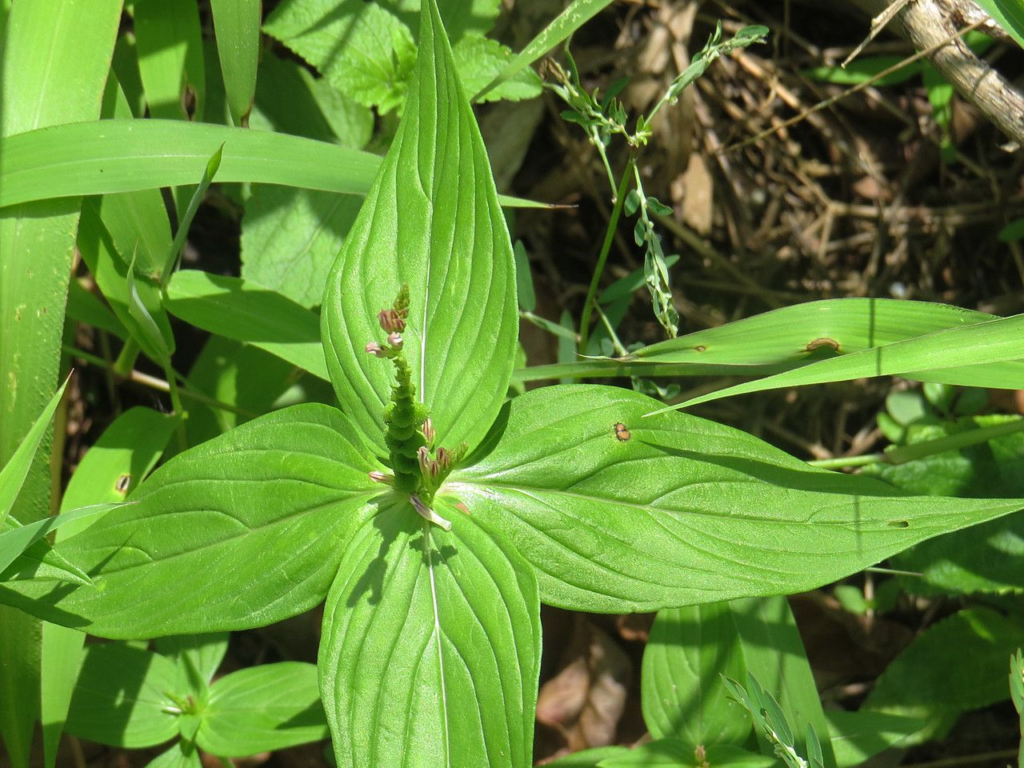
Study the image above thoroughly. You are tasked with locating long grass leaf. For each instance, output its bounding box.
[473,0,615,101]
[210,0,261,125]
[0,2,122,766]
[0,119,544,209]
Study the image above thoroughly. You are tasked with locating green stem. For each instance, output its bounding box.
[579,151,636,352]
[162,361,187,451]
[807,454,885,470]
[63,345,254,417]
[593,135,616,192]
[808,417,1024,470]
[885,417,1024,465]
[112,337,140,377]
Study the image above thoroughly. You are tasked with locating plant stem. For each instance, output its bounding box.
[112,336,140,377]
[808,453,885,470]
[579,151,636,352]
[63,345,256,418]
[163,360,188,451]
[808,417,1024,470]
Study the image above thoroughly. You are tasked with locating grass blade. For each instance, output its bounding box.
[0,1,122,766]
[210,0,261,125]
[0,119,544,209]
[473,0,615,101]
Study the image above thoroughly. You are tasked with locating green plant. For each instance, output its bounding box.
[4,1,1024,766]
[62,634,327,767]
[545,596,930,768]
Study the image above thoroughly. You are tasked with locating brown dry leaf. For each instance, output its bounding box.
[536,616,632,752]
[677,153,714,234]
[628,2,699,183]
[615,612,654,642]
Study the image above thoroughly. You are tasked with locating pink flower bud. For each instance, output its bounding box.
[368,471,393,485]
[388,332,403,349]
[411,494,452,531]
[422,418,435,445]
[378,309,406,333]
[365,342,386,358]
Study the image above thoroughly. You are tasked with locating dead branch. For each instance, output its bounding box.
[847,0,1024,147]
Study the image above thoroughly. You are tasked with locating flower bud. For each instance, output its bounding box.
[422,418,435,445]
[368,470,393,485]
[365,342,386,358]
[436,447,450,469]
[378,308,406,333]
[388,332,403,349]
[411,494,452,531]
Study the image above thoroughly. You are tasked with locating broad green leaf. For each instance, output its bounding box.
[249,52,373,147]
[155,633,229,689]
[135,0,205,120]
[242,53,371,308]
[974,0,1024,49]
[452,36,543,103]
[0,119,543,210]
[825,710,926,766]
[62,407,180,515]
[0,378,67,527]
[210,0,261,125]
[657,311,1024,412]
[165,271,328,380]
[866,608,1024,723]
[597,739,691,766]
[197,662,328,755]
[41,405,179,768]
[642,603,750,746]
[0,405,381,637]
[319,498,539,768]
[264,0,416,114]
[146,743,201,768]
[242,185,363,308]
[473,0,616,101]
[0,1,121,764]
[867,415,1024,594]
[597,741,775,767]
[65,643,180,748]
[370,0,502,42]
[322,0,518,455]
[449,385,1023,612]
[182,337,308,448]
[731,597,836,768]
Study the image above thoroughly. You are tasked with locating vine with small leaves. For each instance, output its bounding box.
[723,673,826,768]
[545,22,768,349]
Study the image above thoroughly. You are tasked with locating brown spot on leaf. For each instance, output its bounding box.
[114,474,131,494]
[806,337,840,353]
